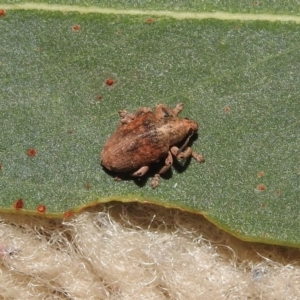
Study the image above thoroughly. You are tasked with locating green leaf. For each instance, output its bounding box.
[1,3,300,246]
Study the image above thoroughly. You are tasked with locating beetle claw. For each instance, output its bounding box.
[173,103,184,115]
[151,174,160,188]
[132,166,149,177]
[192,152,205,163]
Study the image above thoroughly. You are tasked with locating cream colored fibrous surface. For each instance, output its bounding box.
[0,203,299,299]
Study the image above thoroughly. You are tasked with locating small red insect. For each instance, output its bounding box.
[101,103,205,187]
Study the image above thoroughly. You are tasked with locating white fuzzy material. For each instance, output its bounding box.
[0,203,299,299]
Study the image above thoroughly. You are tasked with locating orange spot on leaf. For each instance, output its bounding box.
[256,184,266,192]
[257,171,265,178]
[72,24,80,32]
[105,78,115,86]
[37,205,46,214]
[224,106,230,112]
[13,199,24,210]
[85,183,91,190]
[0,9,6,16]
[27,148,37,157]
[146,18,155,23]
[64,211,75,218]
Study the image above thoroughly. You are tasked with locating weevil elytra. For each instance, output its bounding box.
[101,103,205,187]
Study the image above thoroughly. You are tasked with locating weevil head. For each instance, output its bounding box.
[160,116,199,146]
[183,118,198,132]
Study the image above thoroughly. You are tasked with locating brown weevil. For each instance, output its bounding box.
[101,103,205,187]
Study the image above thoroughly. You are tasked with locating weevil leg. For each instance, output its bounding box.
[134,107,152,117]
[171,146,205,163]
[171,146,192,159]
[191,151,205,163]
[119,107,152,125]
[155,103,184,119]
[173,103,184,116]
[132,166,149,177]
[151,151,173,188]
[151,174,160,188]
[155,104,176,118]
[159,151,173,174]
[118,110,134,124]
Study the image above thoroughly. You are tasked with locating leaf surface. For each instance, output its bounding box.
[1,2,300,246]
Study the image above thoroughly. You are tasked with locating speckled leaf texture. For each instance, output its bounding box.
[1,1,300,246]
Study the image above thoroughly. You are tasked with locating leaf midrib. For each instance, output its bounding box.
[2,3,300,23]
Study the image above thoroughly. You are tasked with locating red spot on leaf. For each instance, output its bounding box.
[105,78,115,86]
[256,184,266,192]
[146,18,155,24]
[224,106,230,112]
[254,1,259,5]
[0,164,2,170]
[0,9,6,17]
[37,205,46,214]
[275,190,281,196]
[257,171,265,178]
[68,129,74,134]
[85,183,91,190]
[27,148,37,157]
[64,211,75,218]
[13,199,24,210]
[72,24,80,32]
[96,95,103,101]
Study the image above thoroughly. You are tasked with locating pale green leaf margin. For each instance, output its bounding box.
[2,3,300,23]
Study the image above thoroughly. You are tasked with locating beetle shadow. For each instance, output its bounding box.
[172,156,192,173]
[101,165,151,188]
[101,163,172,188]
[133,162,173,187]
